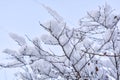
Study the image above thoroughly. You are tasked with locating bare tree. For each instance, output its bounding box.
[1,4,120,80]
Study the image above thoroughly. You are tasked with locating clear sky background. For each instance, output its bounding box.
[0,0,120,80]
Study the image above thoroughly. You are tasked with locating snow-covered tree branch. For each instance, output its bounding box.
[1,4,120,80]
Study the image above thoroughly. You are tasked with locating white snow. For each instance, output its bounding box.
[9,33,26,46]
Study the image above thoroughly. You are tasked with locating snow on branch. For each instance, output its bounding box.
[1,4,120,80]
[9,33,26,46]
[42,4,64,23]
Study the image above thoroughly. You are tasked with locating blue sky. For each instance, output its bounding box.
[0,0,120,80]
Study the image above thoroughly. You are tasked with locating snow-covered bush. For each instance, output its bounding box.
[1,4,120,80]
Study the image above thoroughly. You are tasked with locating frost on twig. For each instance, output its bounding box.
[1,4,120,80]
[9,33,26,46]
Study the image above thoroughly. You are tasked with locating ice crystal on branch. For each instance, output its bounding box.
[1,4,120,80]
